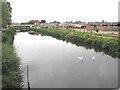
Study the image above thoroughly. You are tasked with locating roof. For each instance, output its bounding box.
[29,20,40,23]
[34,21,40,23]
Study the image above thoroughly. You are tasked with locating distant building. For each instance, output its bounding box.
[29,20,40,25]
[40,23,51,28]
[12,22,21,25]
[34,21,40,25]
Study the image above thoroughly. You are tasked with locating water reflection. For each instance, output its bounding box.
[14,32,118,88]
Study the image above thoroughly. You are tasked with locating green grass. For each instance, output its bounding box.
[2,43,22,88]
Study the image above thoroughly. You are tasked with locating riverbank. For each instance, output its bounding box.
[2,27,22,88]
[28,28,119,59]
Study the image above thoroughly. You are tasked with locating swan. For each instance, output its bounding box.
[92,57,95,60]
[77,56,83,60]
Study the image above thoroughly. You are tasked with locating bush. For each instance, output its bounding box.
[96,28,99,33]
[2,43,22,88]
[2,28,16,44]
[2,27,22,88]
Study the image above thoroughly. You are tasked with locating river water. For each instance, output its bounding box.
[13,32,118,88]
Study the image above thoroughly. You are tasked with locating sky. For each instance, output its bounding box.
[7,0,120,23]
[118,1,120,22]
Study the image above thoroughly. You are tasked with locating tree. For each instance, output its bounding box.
[0,1,2,28]
[96,28,99,33]
[2,1,12,28]
[41,20,46,23]
[102,20,104,23]
[51,21,60,23]
[117,22,120,26]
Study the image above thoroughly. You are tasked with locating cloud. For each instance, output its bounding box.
[7,0,119,22]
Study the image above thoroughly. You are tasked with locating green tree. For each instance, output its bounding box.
[96,28,99,33]
[41,20,46,23]
[53,21,60,23]
[2,1,12,28]
[117,22,120,26]
[0,1,2,28]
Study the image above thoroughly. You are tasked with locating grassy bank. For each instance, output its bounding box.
[2,27,22,88]
[28,28,119,59]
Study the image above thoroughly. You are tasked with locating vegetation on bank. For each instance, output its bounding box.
[1,0,22,89]
[27,28,119,59]
[2,28,22,88]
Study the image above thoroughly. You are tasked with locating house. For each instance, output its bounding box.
[40,23,51,28]
[86,22,119,33]
[34,20,40,25]
[29,20,40,25]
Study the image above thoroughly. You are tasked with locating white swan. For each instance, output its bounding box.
[92,57,95,60]
[78,56,83,60]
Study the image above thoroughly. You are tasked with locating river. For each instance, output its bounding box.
[13,32,118,88]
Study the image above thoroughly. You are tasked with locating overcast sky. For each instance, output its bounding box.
[7,0,119,23]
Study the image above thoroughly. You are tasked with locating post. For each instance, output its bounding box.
[27,65,30,90]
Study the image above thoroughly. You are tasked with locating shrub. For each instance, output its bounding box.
[2,27,22,88]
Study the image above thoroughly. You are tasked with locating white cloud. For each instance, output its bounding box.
[7,0,119,23]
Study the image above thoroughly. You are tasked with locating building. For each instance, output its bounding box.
[29,20,40,25]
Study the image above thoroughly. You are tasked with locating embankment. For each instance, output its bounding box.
[29,28,120,59]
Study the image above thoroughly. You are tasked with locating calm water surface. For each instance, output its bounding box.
[13,32,118,88]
